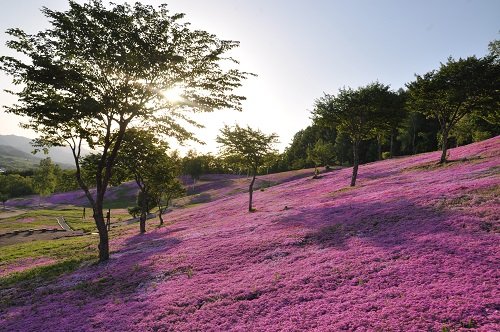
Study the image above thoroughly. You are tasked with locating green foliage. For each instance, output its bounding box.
[313,82,396,144]
[182,151,203,182]
[136,191,156,215]
[313,82,397,186]
[54,169,79,192]
[307,139,335,167]
[217,125,278,211]
[381,152,391,160]
[280,124,336,170]
[0,174,34,202]
[32,158,57,199]
[117,128,184,230]
[128,206,141,219]
[406,55,499,162]
[0,0,251,260]
[217,125,279,173]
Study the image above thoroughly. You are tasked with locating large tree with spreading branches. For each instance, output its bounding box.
[313,82,394,186]
[406,55,499,163]
[0,0,251,261]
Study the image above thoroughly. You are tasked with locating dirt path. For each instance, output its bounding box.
[0,208,27,220]
[0,229,87,246]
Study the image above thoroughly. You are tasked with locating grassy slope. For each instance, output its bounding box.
[1,137,499,331]
[5,166,322,209]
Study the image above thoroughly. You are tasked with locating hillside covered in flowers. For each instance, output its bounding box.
[1,137,499,331]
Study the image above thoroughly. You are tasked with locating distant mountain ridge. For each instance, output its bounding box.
[0,135,86,169]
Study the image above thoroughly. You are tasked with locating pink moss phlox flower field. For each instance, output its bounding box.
[1,137,499,331]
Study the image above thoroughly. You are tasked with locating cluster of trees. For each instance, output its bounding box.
[1,0,497,263]
[0,157,81,207]
[116,129,184,232]
[280,42,499,186]
[0,173,34,209]
[1,1,251,261]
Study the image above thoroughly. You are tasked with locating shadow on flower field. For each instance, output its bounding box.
[0,137,499,331]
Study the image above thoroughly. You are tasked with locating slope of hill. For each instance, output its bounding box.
[0,134,84,168]
[0,145,41,171]
[5,167,324,208]
[1,137,499,331]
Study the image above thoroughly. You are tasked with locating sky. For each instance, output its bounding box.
[0,0,498,154]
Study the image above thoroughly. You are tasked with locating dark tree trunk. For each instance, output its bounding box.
[139,191,147,234]
[93,206,109,262]
[140,213,146,233]
[390,133,394,158]
[377,134,382,161]
[440,129,449,164]
[158,206,164,226]
[350,141,360,187]
[71,122,128,262]
[248,169,256,212]
[139,197,147,234]
[411,119,417,155]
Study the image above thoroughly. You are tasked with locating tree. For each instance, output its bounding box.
[406,55,499,163]
[306,139,335,176]
[313,82,393,186]
[32,158,57,206]
[0,1,251,261]
[182,151,203,190]
[152,177,185,226]
[0,175,10,209]
[217,125,278,212]
[145,151,185,226]
[117,128,182,233]
[281,124,336,171]
[0,174,35,209]
[372,89,407,160]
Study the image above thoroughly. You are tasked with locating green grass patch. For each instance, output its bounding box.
[0,257,93,290]
[103,187,137,209]
[0,235,97,266]
[0,221,137,298]
[0,206,133,234]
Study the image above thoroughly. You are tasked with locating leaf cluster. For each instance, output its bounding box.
[406,56,499,132]
[312,82,397,143]
[216,125,278,171]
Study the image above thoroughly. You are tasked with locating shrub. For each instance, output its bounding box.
[382,152,391,159]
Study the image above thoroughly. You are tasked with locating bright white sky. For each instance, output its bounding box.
[0,0,498,154]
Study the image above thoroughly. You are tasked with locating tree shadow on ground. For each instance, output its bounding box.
[0,224,185,329]
[279,197,491,255]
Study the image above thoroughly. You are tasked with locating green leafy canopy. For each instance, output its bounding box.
[217,124,279,171]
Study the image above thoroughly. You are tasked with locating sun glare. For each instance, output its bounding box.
[162,85,185,103]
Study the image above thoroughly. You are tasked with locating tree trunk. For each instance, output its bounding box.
[158,206,164,226]
[390,133,394,158]
[411,119,417,155]
[93,207,109,262]
[140,213,146,233]
[440,129,449,164]
[377,134,382,161]
[140,192,147,233]
[248,169,256,212]
[350,141,359,187]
